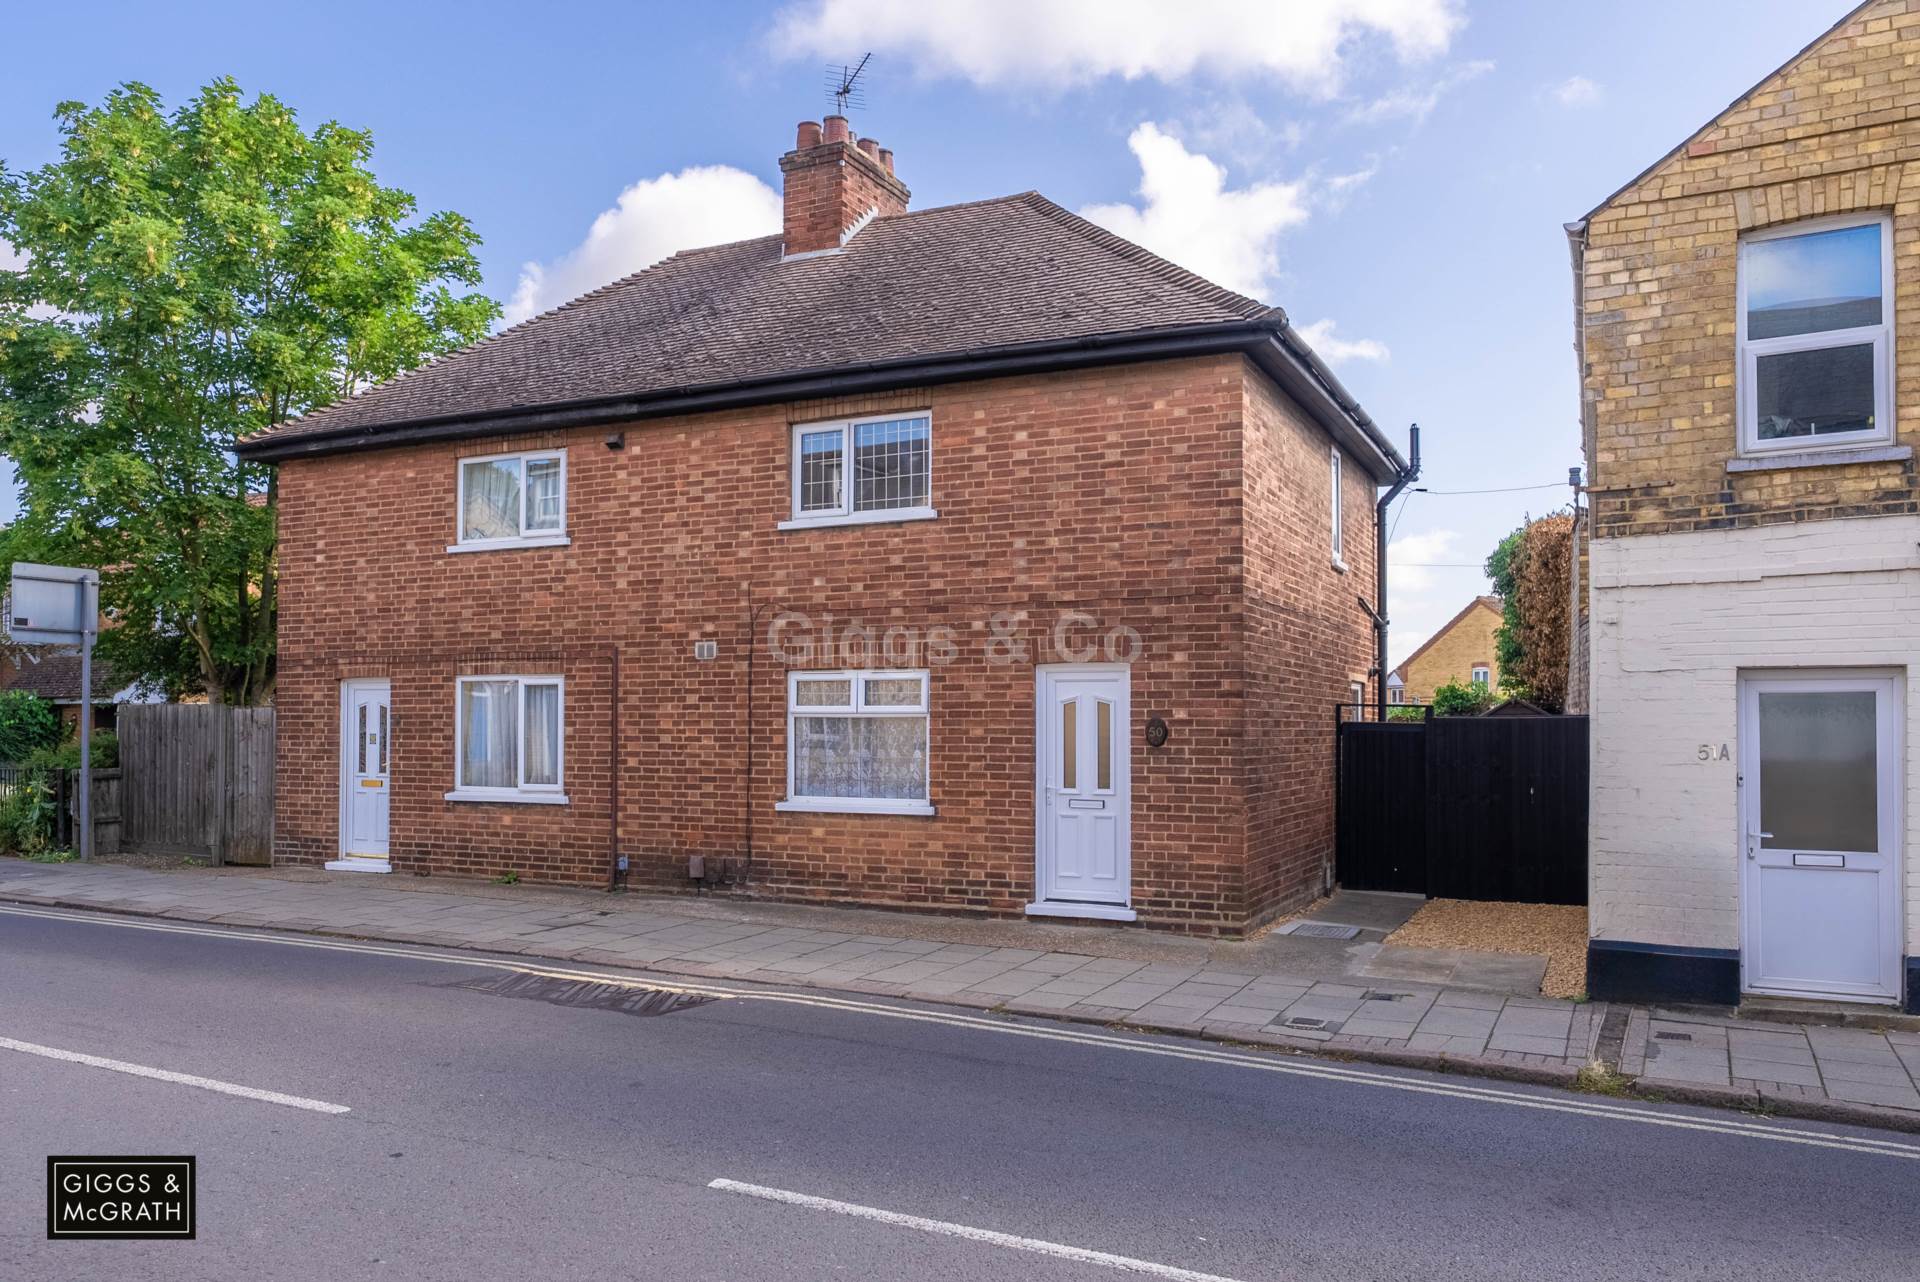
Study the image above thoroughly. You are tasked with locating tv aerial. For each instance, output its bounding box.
[826,53,872,115]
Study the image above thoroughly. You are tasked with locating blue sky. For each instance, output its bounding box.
[0,0,1858,661]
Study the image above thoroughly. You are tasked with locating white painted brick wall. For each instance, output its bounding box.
[1590,514,1920,955]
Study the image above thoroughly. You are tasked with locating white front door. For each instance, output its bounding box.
[340,679,391,861]
[1740,674,1902,1003]
[1032,665,1132,919]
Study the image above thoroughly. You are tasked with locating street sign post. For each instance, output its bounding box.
[8,563,99,861]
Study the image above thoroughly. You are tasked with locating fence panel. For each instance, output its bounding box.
[119,704,275,864]
[1334,720,1428,894]
[1335,712,1588,905]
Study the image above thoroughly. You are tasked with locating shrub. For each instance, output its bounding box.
[0,691,61,763]
[0,728,117,854]
[1431,679,1497,717]
[27,729,118,771]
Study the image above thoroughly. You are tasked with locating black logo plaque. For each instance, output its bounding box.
[47,1156,196,1240]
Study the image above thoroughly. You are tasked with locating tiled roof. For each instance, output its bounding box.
[0,649,126,703]
[239,192,1277,452]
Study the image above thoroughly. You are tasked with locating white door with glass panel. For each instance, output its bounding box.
[1034,666,1131,916]
[1739,675,1902,1002]
[341,679,391,859]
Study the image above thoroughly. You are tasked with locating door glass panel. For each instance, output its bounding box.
[357,704,367,774]
[378,704,389,775]
[1758,691,1876,851]
[1061,699,1077,790]
[1096,699,1112,791]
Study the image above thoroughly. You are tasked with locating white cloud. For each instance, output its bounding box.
[1295,318,1389,365]
[1081,123,1309,299]
[503,165,782,327]
[1550,75,1601,107]
[1347,58,1493,125]
[772,0,1463,97]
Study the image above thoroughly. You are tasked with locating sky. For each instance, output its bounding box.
[0,0,1860,663]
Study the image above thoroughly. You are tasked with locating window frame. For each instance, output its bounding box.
[1471,665,1490,688]
[777,668,935,816]
[779,411,938,531]
[446,674,568,804]
[1736,212,1895,457]
[450,448,571,552]
[1329,445,1346,568]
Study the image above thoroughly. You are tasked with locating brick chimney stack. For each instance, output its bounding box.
[780,115,909,257]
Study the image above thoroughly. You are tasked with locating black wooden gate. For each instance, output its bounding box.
[1335,713,1589,905]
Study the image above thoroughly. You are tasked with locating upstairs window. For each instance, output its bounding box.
[1471,665,1490,688]
[455,450,567,549]
[1738,215,1892,454]
[784,412,936,529]
[1329,446,1345,566]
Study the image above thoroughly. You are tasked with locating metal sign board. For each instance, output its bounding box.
[8,562,98,644]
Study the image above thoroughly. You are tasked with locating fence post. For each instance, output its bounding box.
[54,768,69,849]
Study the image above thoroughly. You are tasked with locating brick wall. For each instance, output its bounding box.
[274,354,1376,933]
[1579,0,1920,538]
[1395,601,1501,705]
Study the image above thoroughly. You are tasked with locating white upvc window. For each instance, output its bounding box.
[1329,445,1345,567]
[447,675,567,804]
[1389,686,1404,706]
[780,411,937,530]
[452,449,569,551]
[1737,213,1894,455]
[1471,665,1490,688]
[777,669,934,816]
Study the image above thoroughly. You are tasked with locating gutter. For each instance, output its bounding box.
[236,316,1405,481]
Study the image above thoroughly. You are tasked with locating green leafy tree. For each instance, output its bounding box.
[0,690,60,762]
[0,79,498,703]
[1485,526,1527,688]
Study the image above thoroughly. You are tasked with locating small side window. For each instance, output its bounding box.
[1330,446,1345,566]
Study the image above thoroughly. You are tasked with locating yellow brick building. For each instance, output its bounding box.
[1387,596,1502,706]
[1571,0,1920,1012]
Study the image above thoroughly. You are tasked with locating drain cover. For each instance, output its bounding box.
[1283,1016,1329,1030]
[1653,1030,1693,1042]
[451,971,717,1017]
[1277,921,1362,941]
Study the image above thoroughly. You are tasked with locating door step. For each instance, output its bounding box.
[1736,995,1920,1033]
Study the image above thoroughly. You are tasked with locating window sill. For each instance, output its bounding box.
[775,798,937,817]
[1331,556,1348,573]
[446,535,571,553]
[778,507,938,532]
[444,790,570,805]
[1727,444,1910,474]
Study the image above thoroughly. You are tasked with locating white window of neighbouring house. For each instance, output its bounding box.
[1329,446,1345,566]
[1471,666,1490,688]
[454,450,567,549]
[1389,686,1404,705]
[449,676,566,802]
[1738,214,1893,454]
[782,412,936,529]
[779,670,933,815]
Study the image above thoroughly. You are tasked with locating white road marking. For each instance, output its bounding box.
[4,902,1917,1160]
[709,1178,1249,1282]
[0,1034,350,1114]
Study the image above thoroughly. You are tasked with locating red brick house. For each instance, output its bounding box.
[236,117,1409,933]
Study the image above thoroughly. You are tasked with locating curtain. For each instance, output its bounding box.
[524,683,560,786]
[463,460,521,540]
[461,681,518,788]
[794,714,926,799]
[525,459,563,531]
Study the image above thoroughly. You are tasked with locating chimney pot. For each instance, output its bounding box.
[878,148,894,174]
[856,137,880,159]
[796,120,822,149]
[822,114,850,143]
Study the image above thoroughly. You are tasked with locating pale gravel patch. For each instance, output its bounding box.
[1386,899,1587,999]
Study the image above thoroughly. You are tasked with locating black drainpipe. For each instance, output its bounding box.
[1370,424,1421,721]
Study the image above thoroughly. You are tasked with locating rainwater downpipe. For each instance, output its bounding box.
[1373,425,1421,721]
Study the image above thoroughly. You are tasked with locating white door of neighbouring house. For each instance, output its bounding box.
[337,679,391,867]
[1739,674,1902,1003]
[1031,665,1133,921]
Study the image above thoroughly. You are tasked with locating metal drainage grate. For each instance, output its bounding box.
[451,971,718,1017]
[1362,990,1408,1002]
[1276,922,1362,941]
[1653,1031,1694,1042]
[1283,1016,1330,1030]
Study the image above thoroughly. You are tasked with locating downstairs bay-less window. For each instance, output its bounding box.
[449,676,566,803]
[779,670,933,815]
[1738,214,1893,454]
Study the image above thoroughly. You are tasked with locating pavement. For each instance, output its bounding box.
[4,904,1919,1280]
[3,857,1919,1132]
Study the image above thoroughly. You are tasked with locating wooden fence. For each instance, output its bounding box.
[119,704,276,865]
[1335,712,1589,905]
